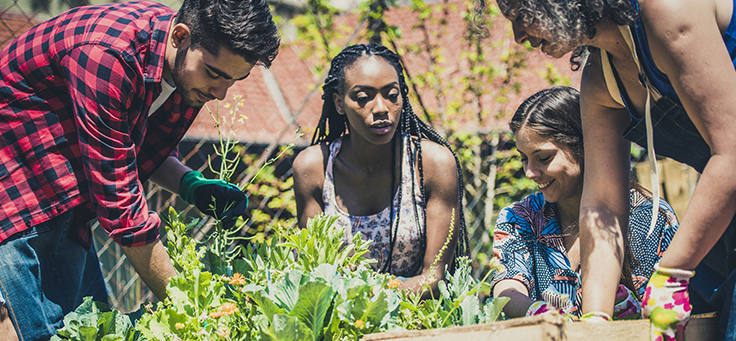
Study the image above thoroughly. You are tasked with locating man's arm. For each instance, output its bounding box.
[579,52,634,316]
[640,0,736,270]
[121,240,176,301]
[149,155,192,194]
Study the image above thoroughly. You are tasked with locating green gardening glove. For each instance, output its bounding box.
[179,171,248,229]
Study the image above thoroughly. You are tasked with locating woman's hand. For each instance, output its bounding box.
[642,265,694,341]
[613,284,642,320]
[525,301,565,317]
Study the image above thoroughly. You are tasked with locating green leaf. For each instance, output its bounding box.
[249,291,287,323]
[459,295,480,326]
[136,309,188,340]
[167,271,222,314]
[260,314,313,341]
[52,297,138,341]
[290,281,334,340]
[265,270,303,310]
[483,297,510,323]
[78,326,97,341]
[367,292,393,328]
[101,335,124,341]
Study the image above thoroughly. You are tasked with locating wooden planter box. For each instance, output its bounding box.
[363,313,718,341]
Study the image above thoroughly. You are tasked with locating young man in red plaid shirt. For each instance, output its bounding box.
[0,0,279,339]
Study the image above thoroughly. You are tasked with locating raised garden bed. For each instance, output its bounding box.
[364,313,718,341]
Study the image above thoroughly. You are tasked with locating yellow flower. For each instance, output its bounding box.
[388,278,402,289]
[229,273,246,286]
[221,302,239,315]
[355,320,364,328]
[209,311,224,318]
[175,322,185,330]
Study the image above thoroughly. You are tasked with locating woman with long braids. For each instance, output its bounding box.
[292,44,467,295]
[491,86,679,320]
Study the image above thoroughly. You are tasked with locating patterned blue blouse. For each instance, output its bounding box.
[490,190,678,316]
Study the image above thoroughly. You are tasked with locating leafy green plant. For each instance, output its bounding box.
[55,205,508,341]
[52,297,140,341]
[279,214,375,272]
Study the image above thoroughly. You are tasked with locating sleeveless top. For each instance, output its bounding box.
[601,0,736,122]
[595,0,736,277]
[323,133,425,277]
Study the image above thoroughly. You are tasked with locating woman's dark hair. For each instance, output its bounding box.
[176,0,280,67]
[510,86,584,158]
[511,86,679,297]
[492,0,637,70]
[313,44,469,274]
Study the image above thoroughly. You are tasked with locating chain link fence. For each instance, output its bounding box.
[0,0,550,313]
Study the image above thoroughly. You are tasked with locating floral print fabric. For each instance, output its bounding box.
[323,133,424,277]
[642,265,695,341]
[491,190,678,316]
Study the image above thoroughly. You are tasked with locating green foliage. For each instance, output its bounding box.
[492,147,537,211]
[291,0,347,75]
[51,297,140,341]
[396,258,508,330]
[165,207,206,277]
[242,143,299,245]
[540,62,571,87]
[57,211,507,341]
[279,214,375,271]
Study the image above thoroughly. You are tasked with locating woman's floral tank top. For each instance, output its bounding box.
[322,133,425,276]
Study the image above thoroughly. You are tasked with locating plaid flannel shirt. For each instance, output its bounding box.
[0,1,198,248]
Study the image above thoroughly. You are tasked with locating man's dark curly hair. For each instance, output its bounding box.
[493,0,637,70]
[176,0,280,67]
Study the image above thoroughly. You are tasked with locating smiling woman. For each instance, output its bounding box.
[490,86,679,321]
[291,44,468,297]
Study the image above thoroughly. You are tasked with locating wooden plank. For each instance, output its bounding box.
[633,158,698,219]
[363,313,718,341]
[362,315,563,341]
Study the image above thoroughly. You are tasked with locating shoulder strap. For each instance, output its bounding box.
[600,49,626,107]
[618,24,661,237]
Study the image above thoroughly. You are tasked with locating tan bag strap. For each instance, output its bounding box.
[600,49,626,107]
[618,25,661,236]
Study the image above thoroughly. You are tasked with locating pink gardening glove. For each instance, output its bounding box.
[642,264,694,341]
[613,284,642,320]
[525,300,565,317]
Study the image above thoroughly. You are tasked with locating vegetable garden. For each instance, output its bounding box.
[53,209,512,340]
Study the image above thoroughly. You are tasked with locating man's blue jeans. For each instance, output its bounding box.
[0,208,108,341]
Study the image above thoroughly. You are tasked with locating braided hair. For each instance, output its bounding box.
[313,44,469,275]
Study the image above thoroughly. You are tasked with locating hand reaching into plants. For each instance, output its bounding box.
[525,301,565,317]
[642,264,694,341]
[179,170,248,229]
[613,284,642,320]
